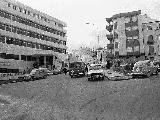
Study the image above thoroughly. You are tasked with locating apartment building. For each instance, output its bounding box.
[0,0,67,73]
[106,10,154,58]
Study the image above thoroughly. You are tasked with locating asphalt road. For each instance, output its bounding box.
[0,73,160,120]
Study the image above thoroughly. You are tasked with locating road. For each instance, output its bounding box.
[0,74,160,120]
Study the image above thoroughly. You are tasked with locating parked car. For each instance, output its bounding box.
[87,64,105,81]
[18,67,48,81]
[69,61,86,78]
[131,60,159,78]
[52,69,63,75]
[153,60,160,72]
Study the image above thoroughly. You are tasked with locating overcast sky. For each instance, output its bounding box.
[16,0,160,52]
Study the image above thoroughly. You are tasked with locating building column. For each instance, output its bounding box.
[44,56,46,67]
[19,55,21,60]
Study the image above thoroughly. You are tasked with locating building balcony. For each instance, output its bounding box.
[106,25,113,32]
[106,18,112,23]
[106,34,114,41]
[107,43,114,49]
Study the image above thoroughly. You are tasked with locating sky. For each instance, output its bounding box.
[16,0,160,52]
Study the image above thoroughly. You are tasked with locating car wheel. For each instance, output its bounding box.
[88,78,91,81]
[70,75,73,78]
[43,75,47,79]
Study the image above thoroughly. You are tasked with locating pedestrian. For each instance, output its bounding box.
[63,67,67,75]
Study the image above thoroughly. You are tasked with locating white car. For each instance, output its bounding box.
[87,64,105,81]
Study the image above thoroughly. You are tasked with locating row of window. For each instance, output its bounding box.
[0,35,66,54]
[0,9,66,37]
[0,22,66,45]
[125,16,138,23]
[7,3,56,25]
[0,52,37,61]
[125,26,138,31]
[0,68,19,73]
[126,36,139,40]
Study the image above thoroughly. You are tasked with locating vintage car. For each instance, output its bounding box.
[87,64,105,81]
[131,60,159,78]
[18,67,48,81]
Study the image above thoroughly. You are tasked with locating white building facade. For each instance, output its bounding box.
[0,0,67,73]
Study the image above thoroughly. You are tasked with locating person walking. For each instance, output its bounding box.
[63,67,68,75]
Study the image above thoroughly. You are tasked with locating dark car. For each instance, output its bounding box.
[69,61,86,78]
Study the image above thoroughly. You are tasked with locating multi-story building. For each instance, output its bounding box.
[106,10,155,58]
[142,21,160,60]
[0,0,67,73]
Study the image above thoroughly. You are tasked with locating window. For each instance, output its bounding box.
[18,40,23,46]
[6,54,14,59]
[14,55,19,60]
[26,31,31,37]
[36,44,39,49]
[6,37,13,44]
[13,6,17,10]
[125,17,130,23]
[36,14,40,19]
[63,41,66,45]
[147,26,152,30]
[12,26,17,33]
[132,16,137,22]
[126,27,131,31]
[28,11,30,15]
[12,15,17,21]
[0,23,5,30]
[19,7,22,12]
[27,42,32,47]
[40,44,44,50]
[24,10,27,14]
[132,26,138,30]
[114,22,117,29]
[8,3,11,7]
[5,13,11,19]
[0,35,5,43]
[14,39,19,45]
[133,36,138,39]
[21,55,26,61]
[0,53,6,59]
[0,10,5,18]
[27,56,32,61]
[22,29,27,35]
[31,43,36,48]
[17,28,23,34]
[22,41,27,47]
[6,25,12,32]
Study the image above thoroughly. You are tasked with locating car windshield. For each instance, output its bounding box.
[89,65,103,70]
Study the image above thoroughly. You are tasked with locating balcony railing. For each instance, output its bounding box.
[107,43,114,49]
[106,34,114,41]
[106,25,113,32]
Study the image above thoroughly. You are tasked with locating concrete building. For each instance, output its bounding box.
[0,0,67,73]
[142,21,160,60]
[106,10,155,58]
